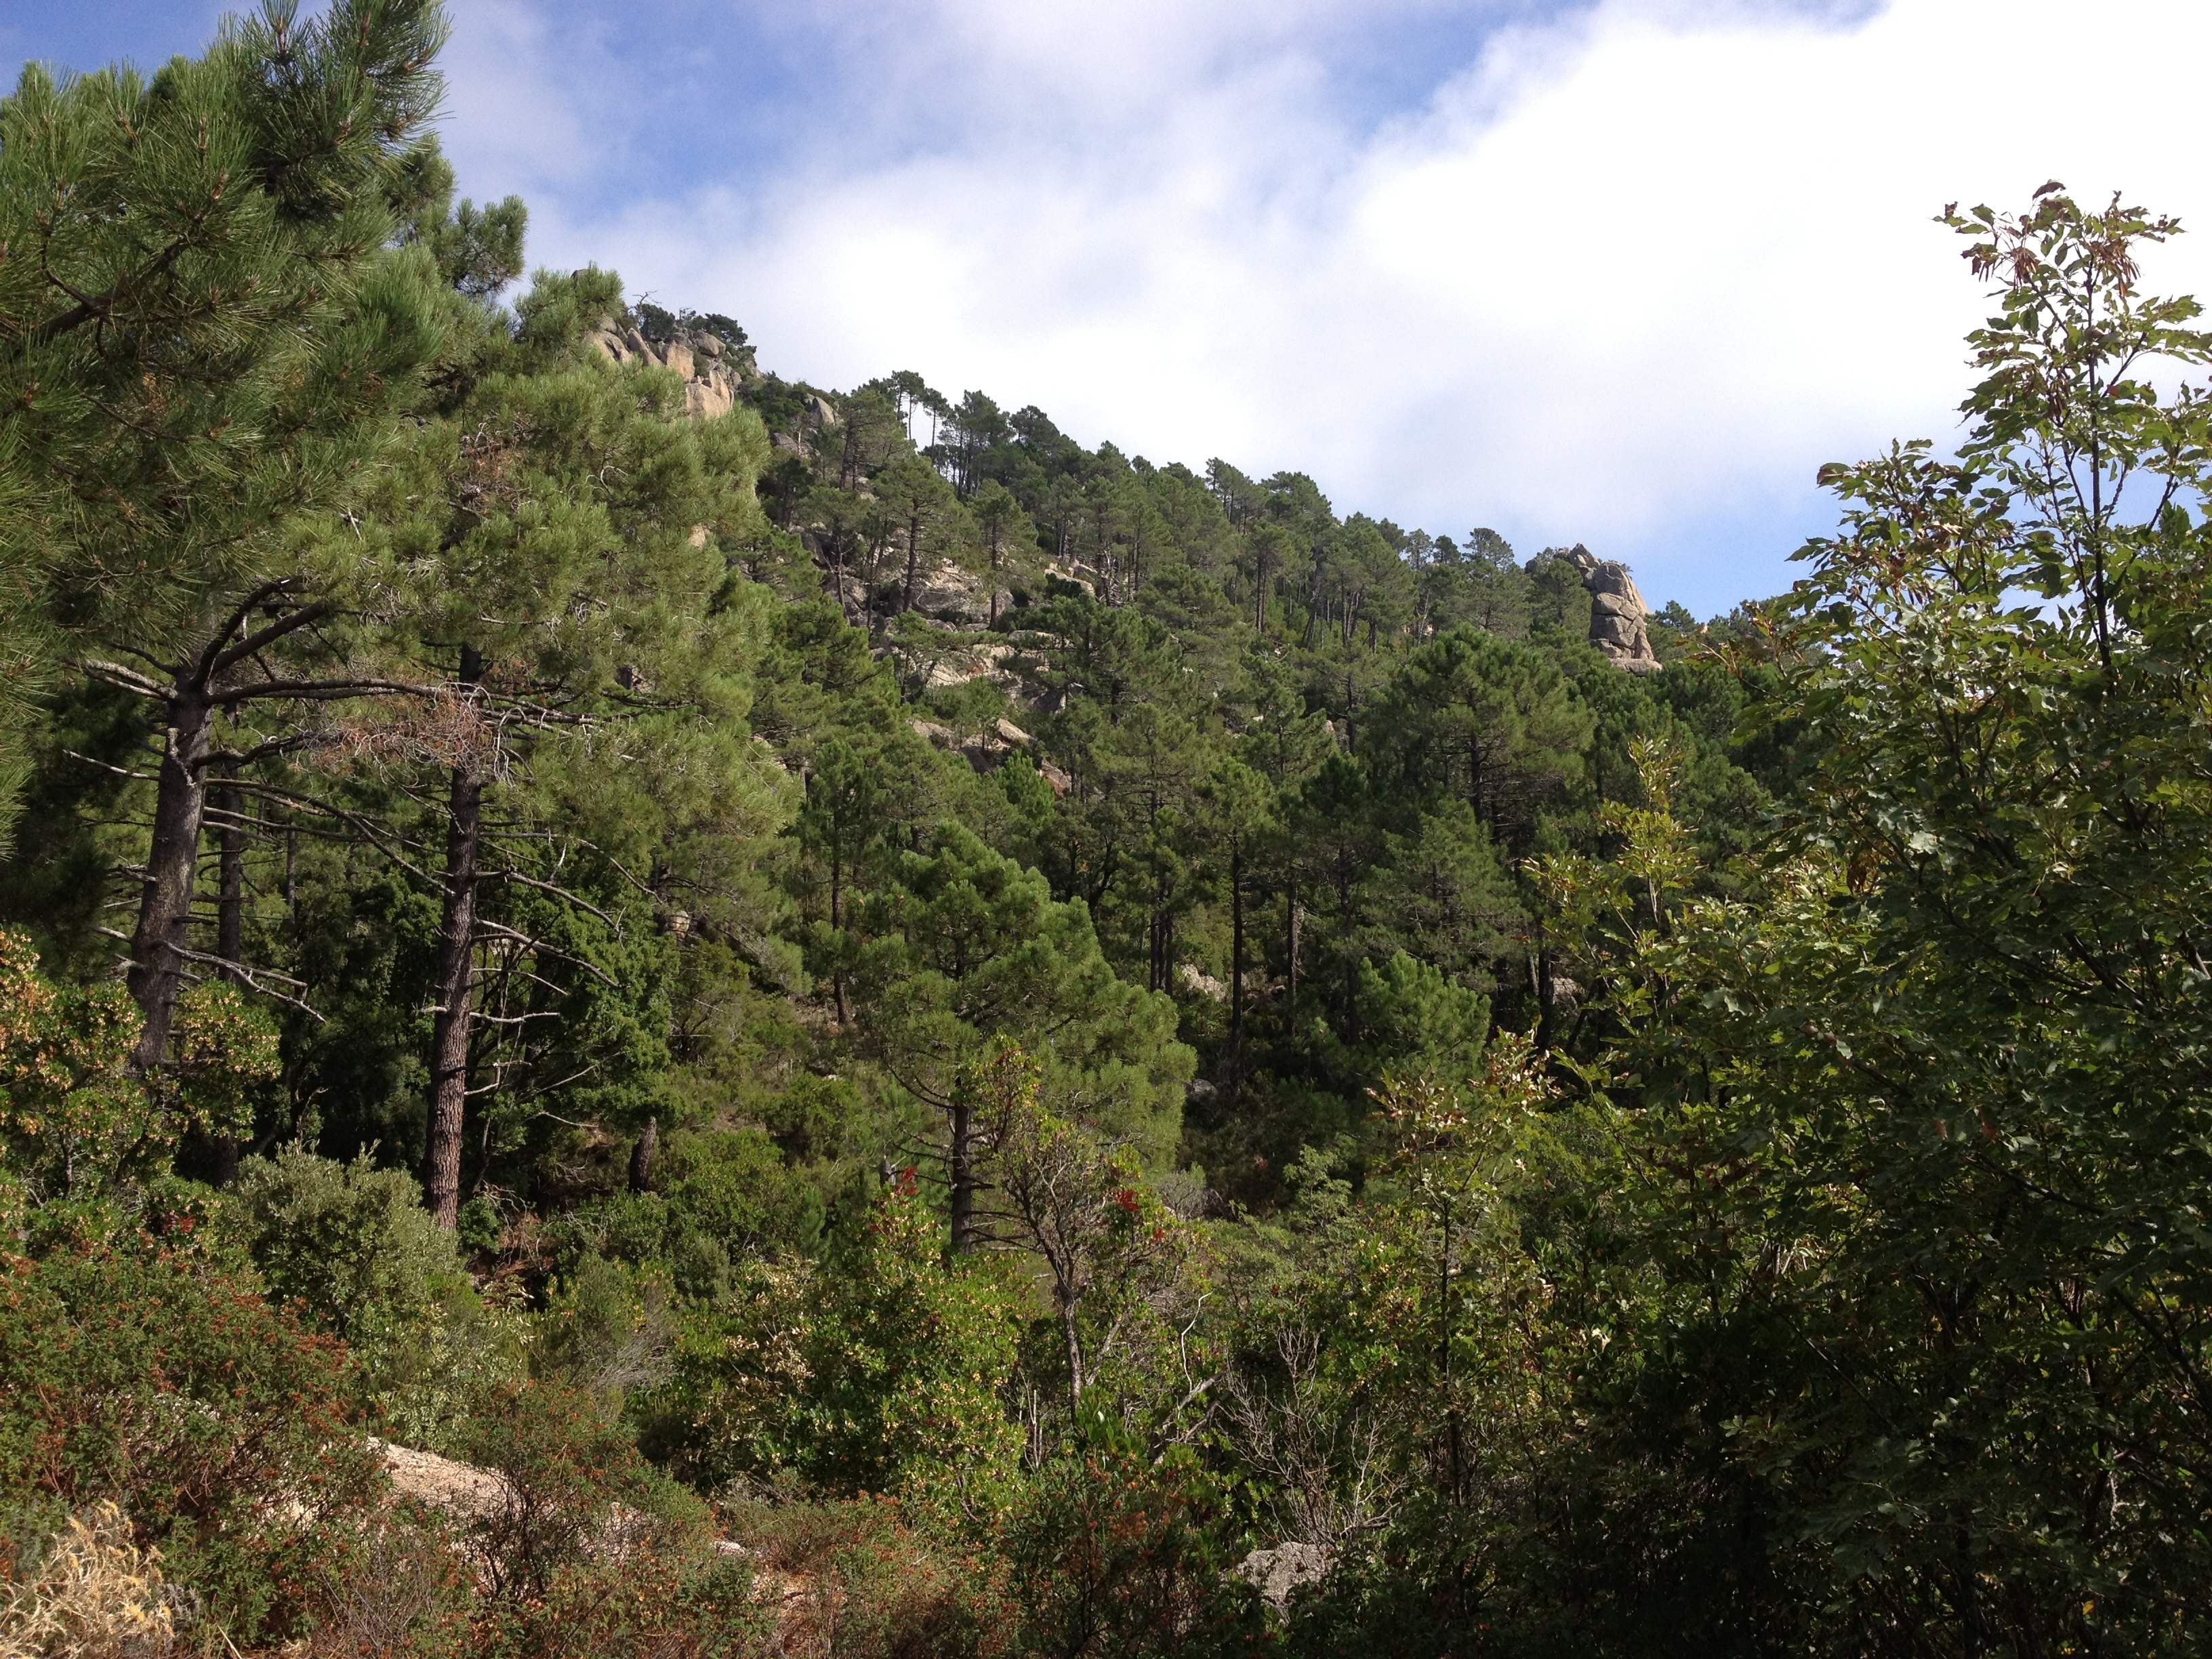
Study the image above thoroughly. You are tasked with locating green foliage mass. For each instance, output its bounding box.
[7,12,2211,1654]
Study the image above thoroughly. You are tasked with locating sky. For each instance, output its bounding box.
[10,0,2212,616]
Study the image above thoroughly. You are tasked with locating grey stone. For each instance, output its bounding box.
[1177,965,1227,1003]
[1232,1542,1334,1615]
[1528,544,1664,673]
[1586,564,1643,602]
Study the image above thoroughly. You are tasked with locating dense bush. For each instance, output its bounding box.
[642,1185,1023,1502]
[1007,1444,1266,1659]
[0,1246,384,1644]
[455,1380,710,1603]
[234,1145,525,1448]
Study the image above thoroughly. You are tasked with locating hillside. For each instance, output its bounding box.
[5,9,2211,1656]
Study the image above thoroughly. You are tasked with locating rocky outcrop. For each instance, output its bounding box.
[909,558,1006,623]
[585,316,754,421]
[1232,1541,1334,1614]
[373,1437,511,1520]
[1538,544,1663,673]
[909,714,1069,794]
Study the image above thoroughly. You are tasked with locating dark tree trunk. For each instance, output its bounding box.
[902,515,923,613]
[1535,923,1558,1054]
[209,768,247,1184]
[127,687,216,1073]
[122,583,338,1073]
[630,1114,659,1191]
[949,1096,975,1254]
[424,645,485,1229]
[1229,844,1245,1095]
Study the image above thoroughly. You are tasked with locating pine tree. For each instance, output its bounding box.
[850,825,1192,1250]
[368,266,781,1227]
[0,1,452,1061]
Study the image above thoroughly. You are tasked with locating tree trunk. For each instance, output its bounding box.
[424,646,485,1229]
[211,767,247,1184]
[1229,844,1245,1095]
[949,1096,975,1254]
[121,584,338,1073]
[1061,1301,1085,1410]
[902,514,923,613]
[630,1114,659,1191]
[1535,923,1558,1054]
[126,687,216,1073]
[1286,878,1300,1007]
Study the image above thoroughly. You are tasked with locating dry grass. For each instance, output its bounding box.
[0,1505,176,1659]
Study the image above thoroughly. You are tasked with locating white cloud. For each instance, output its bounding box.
[443,0,2212,612]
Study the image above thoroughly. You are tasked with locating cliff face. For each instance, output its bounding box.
[586,318,754,421]
[1541,544,1662,673]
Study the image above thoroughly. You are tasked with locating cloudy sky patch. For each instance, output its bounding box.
[14,0,2211,613]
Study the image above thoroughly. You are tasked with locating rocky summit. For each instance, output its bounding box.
[1536,543,1663,672]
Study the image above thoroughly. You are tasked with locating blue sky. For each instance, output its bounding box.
[12,1,2212,618]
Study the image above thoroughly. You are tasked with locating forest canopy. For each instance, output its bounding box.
[1,11,2206,1658]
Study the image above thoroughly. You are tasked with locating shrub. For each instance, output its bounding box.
[0,1246,382,1644]
[233,1145,524,1448]
[800,1187,1023,1505]
[642,1187,1023,1503]
[302,1510,470,1659]
[0,930,279,1207]
[233,1145,460,1341]
[1007,1445,1266,1659]
[663,1126,825,1257]
[716,1496,1016,1659]
[462,1547,761,1659]
[455,1380,709,1605]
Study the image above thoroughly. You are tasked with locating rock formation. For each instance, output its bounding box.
[585,314,754,421]
[909,714,1071,794]
[1232,1541,1334,1614]
[1537,544,1663,673]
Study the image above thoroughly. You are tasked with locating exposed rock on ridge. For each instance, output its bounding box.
[585,315,754,421]
[1536,544,1663,673]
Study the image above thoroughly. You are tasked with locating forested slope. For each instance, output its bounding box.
[3,9,2209,1658]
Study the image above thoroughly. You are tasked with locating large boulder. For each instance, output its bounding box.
[1232,1542,1334,1615]
[585,319,749,424]
[1534,544,1663,673]
[911,558,989,622]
